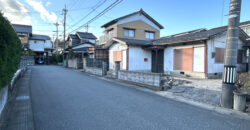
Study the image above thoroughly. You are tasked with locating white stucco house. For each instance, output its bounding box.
[153,27,249,79]
[99,9,164,71]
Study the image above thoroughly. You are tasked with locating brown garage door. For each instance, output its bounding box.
[113,51,122,68]
[174,48,193,71]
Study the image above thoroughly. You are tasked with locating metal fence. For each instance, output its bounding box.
[86,58,108,69]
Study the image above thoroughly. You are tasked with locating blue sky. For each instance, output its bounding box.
[1,0,250,40]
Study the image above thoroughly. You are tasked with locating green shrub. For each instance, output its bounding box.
[0,13,22,89]
[51,54,63,63]
[68,49,75,59]
[235,72,250,91]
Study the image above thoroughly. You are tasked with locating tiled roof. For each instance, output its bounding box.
[69,34,79,39]
[29,34,51,40]
[12,24,32,34]
[115,37,152,46]
[101,9,164,29]
[154,26,249,45]
[72,47,88,52]
[76,32,97,39]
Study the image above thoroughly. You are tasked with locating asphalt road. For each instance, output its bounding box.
[30,65,250,130]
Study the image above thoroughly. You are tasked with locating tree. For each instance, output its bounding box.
[0,13,22,89]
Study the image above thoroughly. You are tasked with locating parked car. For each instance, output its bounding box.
[35,57,44,64]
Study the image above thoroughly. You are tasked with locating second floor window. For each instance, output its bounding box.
[108,30,113,40]
[145,31,155,39]
[124,29,135,37]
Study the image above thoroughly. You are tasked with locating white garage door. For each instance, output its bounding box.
[193,47,205,72]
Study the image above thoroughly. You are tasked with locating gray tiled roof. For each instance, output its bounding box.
[29,34,51,40]
[72,47,88,52]
[101,9,164,29]
[154,26,249,45]
[115,37,152,46]
[76,32,97,39]
[69,34,79,39]
[12,24,32,34]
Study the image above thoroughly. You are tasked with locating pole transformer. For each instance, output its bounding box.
[221,0,242,108]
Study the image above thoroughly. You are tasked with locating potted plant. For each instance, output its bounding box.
[234,72,250,111]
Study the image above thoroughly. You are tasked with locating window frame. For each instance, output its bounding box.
[123,28,135,38]
[145,31,155,39]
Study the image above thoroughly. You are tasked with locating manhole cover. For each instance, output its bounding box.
[16,96,29,101]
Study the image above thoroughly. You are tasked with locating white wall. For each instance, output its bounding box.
[164,47,173,73]
[128,46,151,71]
[29,39,52,52]
[29,40,44,52]
[109,43,128,70]
[44,40,52,49]
[207,33,246,73]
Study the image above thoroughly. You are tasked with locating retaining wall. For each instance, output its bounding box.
[0,67,27,117]
[118,70,163,90]
[85,67,103,76]
[68,59,78,69]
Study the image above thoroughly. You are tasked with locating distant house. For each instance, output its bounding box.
[66,32,97,58]
[153,27,249,79]
[29,34,53,63]
[12,24,32,48]
[12,24,53,64]
[99,9,164,71]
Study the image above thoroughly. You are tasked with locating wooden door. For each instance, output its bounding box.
[151,49,164,73]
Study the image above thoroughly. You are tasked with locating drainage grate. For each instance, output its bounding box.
[16,96,29,101]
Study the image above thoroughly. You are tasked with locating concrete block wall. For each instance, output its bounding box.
[118,70,163,90]
[85,67,103,76]
[19,56,34,69]
[68,59,77,69]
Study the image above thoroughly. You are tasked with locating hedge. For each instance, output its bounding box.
[0,13,22,89]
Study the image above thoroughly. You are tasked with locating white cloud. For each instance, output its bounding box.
[45,1,51,7]
[25,0,57,23]
[0,0,32,25]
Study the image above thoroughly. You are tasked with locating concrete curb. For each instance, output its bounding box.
[79,70,250,121]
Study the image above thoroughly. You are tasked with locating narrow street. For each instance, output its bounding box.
[30,66,250,130]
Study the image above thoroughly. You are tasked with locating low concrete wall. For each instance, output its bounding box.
[0,67,27,117]
[68,59,77,69]
[19,56,34,69]
[85,67,103,76]
[118,70,163,90]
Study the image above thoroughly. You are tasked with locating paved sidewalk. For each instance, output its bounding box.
[0,68,34,130]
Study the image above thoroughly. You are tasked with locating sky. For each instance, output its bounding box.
[0,0,250,41]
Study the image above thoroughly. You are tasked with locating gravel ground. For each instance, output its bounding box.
[158,77,222,106]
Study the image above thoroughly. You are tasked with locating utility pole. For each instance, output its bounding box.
[221,0,242,108]
[84,24,89,32]
[62,5,68,66]
[54,22,59,54]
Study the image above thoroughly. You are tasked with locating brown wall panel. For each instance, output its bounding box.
[182,48,193,71]
[174,48,193,71]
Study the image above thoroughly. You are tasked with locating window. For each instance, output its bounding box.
[124,28,135,37]
[215,48,225,63]
[108,30,113,40]
[145,31,155,39]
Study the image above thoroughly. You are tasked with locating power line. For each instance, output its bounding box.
[66,0,107,33]
[68,0,123,34]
